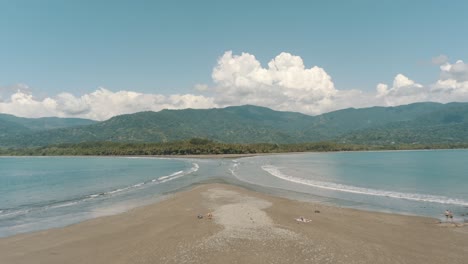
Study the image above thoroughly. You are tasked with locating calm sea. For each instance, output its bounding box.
[1,150,468,237]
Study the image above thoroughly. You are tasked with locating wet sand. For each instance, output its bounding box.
[0,183,467,264]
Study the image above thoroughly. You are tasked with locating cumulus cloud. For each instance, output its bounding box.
[374,59,468,106]
[430,60,468,102]
[0,88,217,120]
[0,91,58,118]
[211,51,337,114]
[0,83,31,102]
[374,74,428,106]
[209,52,468,113]
[439,60,468,82]
[2,51,468,120]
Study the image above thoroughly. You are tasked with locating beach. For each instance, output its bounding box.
[0,183,466,264]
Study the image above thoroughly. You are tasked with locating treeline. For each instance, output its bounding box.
[1,138,468,156]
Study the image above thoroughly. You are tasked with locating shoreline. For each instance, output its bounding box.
[2,152,468,231]
[0,153,266,159]
[2,147,468,159]
[1,183,467,263]
[0,147,468,159]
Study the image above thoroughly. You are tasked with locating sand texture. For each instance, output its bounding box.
[0,184,467,264]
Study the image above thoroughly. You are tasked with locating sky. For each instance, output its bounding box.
[1,0,468,120]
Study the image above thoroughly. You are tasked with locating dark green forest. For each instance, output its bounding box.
[1,139,467,156]
[3,103,468,153]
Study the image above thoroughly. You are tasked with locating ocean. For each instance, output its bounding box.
[1,150,468,237]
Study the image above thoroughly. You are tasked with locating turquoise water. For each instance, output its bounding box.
[0,157,208,237]
[231,150,468,220]
[1,150,468,237]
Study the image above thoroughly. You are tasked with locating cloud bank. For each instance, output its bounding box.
[0,87,216,120]
[1,52,468,120]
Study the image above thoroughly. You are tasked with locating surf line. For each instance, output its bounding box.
[261,165,468,206]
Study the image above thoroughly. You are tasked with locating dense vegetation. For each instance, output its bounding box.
[0,113,97,147]
[2,103,468,148]
[1,139,467,156]
[0,113,97,131]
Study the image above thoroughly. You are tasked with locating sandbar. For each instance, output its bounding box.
[0,183,467,263]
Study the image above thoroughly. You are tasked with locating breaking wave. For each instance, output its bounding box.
[0,163,199,219]
[261,165,468,206]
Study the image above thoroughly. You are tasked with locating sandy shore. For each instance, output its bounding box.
[1,184,467,264]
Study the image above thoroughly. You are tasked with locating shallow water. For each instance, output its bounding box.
[232,150,468,220]
[1,150,467,237]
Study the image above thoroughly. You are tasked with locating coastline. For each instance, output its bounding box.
[0,153,266,159]
[1,183,466,264]
[2,147,468,159]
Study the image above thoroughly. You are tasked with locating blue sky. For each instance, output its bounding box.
[1,0,468,120]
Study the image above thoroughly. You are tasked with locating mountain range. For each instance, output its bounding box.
[1,102,468,147]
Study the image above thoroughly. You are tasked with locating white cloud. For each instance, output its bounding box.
[211,51,337,114]
[55,93,91,115]
[376,83,389,97]
[194,83,209,92]
[439,60,468,82]
[430,60,468,102]
[0,83,31,102]
[374,60,468,106]
[0,88,217,120]
[0,91,58,118]
[209,52,468,114]
[373,74,428,106]
[2,52,468,120]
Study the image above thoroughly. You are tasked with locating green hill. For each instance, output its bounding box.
[0,114,97,147]
[1,102,468,147]
[0,114,97,131]
[0,106,315,147]
[340,103,468,144]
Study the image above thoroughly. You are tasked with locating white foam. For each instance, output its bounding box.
[0,209,30,218]
[159,163,199,183]
[1,162,201,221]
[48,201,79,209]
[158,170,183,180]
[108,188,125,194]
[228,162,239,177]
[102,164,198,195]
[261,165,468,206]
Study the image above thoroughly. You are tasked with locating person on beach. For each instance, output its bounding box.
[445,210,450,221]
[448,210,454,222]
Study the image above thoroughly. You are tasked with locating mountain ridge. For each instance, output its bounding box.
[1,102,468,147]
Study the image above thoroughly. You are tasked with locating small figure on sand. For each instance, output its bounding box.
[448,210,454,222]
[445,210,450,221]
[206,212,213,219]
[295,216,311,223]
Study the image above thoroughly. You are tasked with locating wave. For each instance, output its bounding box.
[47,201,80,209]
[86,163,198,197]
[261,165,468,206]
[0,209,31,218]
[228,162,240,178]
[0,163,199,219]
[158,170,183,181]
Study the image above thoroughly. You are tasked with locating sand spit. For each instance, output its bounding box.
[0,184,467,264]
